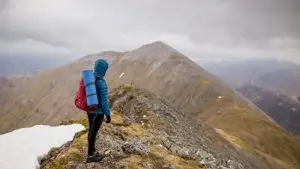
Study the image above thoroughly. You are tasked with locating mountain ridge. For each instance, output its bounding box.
[0,41,300,169]
[41,85,262,169]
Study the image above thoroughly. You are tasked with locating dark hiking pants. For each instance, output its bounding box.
[87,113,104,156]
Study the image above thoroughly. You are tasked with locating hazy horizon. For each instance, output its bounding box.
[1,0,300,63]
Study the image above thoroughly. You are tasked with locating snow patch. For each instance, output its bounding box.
[0,124,85,169]
[119,72,125,78]
[217,96,224,99]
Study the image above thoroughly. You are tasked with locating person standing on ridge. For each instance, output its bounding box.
[86,59,111,163]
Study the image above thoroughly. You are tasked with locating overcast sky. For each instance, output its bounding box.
[0,0,299,62]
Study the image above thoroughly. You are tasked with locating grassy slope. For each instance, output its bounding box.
[207,104,300,169]
[0,62,90,133]
[166,72,300,169]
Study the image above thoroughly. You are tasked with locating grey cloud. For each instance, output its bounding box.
[0,0,299,61]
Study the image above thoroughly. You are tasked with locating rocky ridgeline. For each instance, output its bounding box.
[40,86,262,169]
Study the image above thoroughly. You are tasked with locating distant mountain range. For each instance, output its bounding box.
[203,59,300,135]
[0,42,300,169]
[0,55,72,77]
[253,68,300,98]
[202,59,300,88]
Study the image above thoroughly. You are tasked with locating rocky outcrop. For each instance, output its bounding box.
[40,86,261,169]
[122,138,150,156]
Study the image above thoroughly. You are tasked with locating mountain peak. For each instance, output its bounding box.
[120,41,183,64]
[136,41,177,53]
[144,40,170,48]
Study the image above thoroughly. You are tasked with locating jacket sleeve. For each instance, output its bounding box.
[98,79,111,116]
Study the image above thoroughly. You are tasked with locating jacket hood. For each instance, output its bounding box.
[94,59,109,78]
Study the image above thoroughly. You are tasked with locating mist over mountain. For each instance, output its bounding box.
[203,59,300,134]
[0,55,73,77]
[253,68,300,98]
[202,59,300,87]
[1,42,300,169]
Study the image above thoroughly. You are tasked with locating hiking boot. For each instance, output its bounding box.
[86,154,104,163]
[94,151,103,158]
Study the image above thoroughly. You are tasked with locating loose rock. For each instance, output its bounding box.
[122,138,150,155]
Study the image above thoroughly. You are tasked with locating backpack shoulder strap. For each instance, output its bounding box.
[95,77,103,93]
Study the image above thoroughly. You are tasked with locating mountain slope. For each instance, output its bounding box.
[41,86,262,169]
[238,84,300,134]
[0,42,300,169]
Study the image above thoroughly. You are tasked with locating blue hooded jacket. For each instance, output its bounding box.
[88,59,110,117]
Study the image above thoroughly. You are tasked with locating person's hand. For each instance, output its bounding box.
[106,115,111,123]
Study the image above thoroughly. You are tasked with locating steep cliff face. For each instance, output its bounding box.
[41,86,261,169]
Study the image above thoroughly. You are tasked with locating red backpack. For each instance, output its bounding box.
[75,78,98,112]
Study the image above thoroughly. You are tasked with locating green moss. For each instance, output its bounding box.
[73,129,88,141]
[109,85,136,104]
[48,147,60,157]
[47,133,88,169]
[60,117,89,128]
[48,150,84,169]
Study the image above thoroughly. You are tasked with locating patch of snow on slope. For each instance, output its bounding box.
[0,124,85,169]
[119,72,125,78]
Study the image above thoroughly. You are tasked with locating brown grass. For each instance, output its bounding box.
[123,155,144,169]
[47,133,88,169]
[207,104,300,169]
[150,145,204,169]
[215,128,247,150]
[122,123,148,138]
[111,110,124,125]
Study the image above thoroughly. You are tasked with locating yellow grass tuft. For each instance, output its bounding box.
[150,145,204,169]
[122,123,148,138]
[111,110,124,125]
[215,128,247,150]
[47,133,88,169]
[123,155,144,169]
